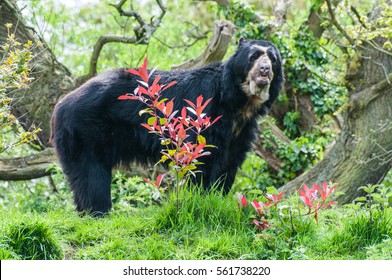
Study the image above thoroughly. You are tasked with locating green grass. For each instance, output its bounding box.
[1,184,391,260]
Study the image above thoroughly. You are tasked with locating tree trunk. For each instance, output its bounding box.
[280,72,392,203]
[0,0,76,146]
[280,3,392,203]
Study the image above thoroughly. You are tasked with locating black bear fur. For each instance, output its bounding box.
[50,39,284,216]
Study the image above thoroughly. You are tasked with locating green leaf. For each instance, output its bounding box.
[147,117,156,125]
[266,186,279,194]
[353,197,367,202]
[334,191,345,198]
[157,155,169,164]
[358,185,377,194]
[248,189,263,195]
[139,108,153,116]
[159,117,167,125]
[205,144,217,149]
[157,98,168,106]
[160,139,171,146]
[197,135,206,144]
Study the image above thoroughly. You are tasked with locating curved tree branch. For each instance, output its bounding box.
[87,0,167,78]
[0,148,152,181]
[171,20,235,70]
[326,0,392,58]
[325,0,355,46]
[0,148,56,180]
[88,35,139,78]
[253,118,291,173]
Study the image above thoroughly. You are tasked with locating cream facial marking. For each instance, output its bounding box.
[251,45,269,53]
[242,45,274,101]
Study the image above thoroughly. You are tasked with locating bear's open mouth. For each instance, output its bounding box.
[253,71,272,88]
[255,74,271,86]
[243,72,272,100]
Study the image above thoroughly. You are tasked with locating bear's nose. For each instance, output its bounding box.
[259,63,270,76]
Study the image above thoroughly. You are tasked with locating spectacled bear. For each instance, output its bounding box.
[50,38,283,216]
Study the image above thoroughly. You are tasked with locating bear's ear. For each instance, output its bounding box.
[239,37,245,45]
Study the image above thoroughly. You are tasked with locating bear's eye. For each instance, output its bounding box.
[249,52,260,62]
[268,51,277,63]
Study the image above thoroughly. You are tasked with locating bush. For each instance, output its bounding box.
[0,23,41,155]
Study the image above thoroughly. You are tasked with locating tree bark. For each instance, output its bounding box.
[252,119,291,173]
[280,72,392,203]
[0,0,76,146]
[0,148,56,180]
[279,1,392,204]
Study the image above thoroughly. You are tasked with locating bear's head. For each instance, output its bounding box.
[224,38,283,107]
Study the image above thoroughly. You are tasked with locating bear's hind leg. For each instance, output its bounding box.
[67,160,112,217]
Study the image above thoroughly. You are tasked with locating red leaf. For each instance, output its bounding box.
[142,56,148,70]
[124,68,140,76]
[237,193,247,207]
[262,220,270,229]
[118,94,139,100]
[180,107,189,126]
[143,177,154,186]
[253,219,262,228]
[193,142,206,156]
[196,97,212,116]
[251,200,264,215]
[152,75,161,88]
[155,173,165,187]
[312,183,322,200]
[177,125,187,141]
[149,84,161,98]
[140,57,149,83]
[140,123,154,131]
[165,100,174,117]
[126,57,149,83]
[196,95,203,107]
[156,102,165,114]
[323,181,336,201]
[137,86,149,96]
[211,115,222,125]
[184,99,196,109]
[162,81,177,91]
[298,188,312,208]
[195,96,211,117]
[324,201,337,208]
[266,192,284,203]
